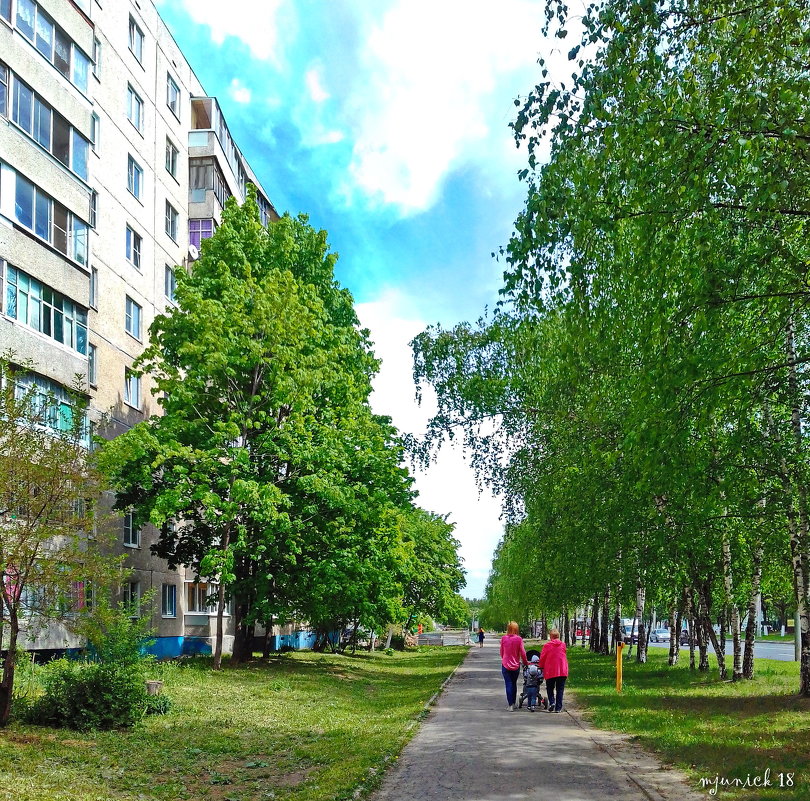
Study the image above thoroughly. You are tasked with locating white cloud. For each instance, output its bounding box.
[344,0,547,213]
[171,0,286,63]
[228,78,252,104]
[356,291,503,597]
[305,66,330,103]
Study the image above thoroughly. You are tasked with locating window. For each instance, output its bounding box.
[126,84,143,131]
[0,63,7,117]
[89,266,98,307]
[124,369,140,409]
[11,76,90,178]
[125,225,141,269]
[165,137,178,178]
[123,512,140,546]
[12,370,90,445]
[187,582,220,614]
[127,155,142,199]
[89,190,97,229]
[4,264,88,354]
[125,296,141,339]
[165,201,178,241]
[161,584,177,618]
[123,581,140,616]
[189,157,229,208]
[189,219,215,249]
[164,265,176,303]
[92,36,101,78]
[12,172,89,264]
[166,72,180,117]
[90,112,99,152]
[16,2,89,93]
[88,343,97,386]
[128,16,143,63]
[1,0,10,23]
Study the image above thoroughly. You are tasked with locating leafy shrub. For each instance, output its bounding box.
[25,659,147,730]
[384,648,395,656]
[144,693,173,716]
[389,635,406,650]
[78,596,156,666]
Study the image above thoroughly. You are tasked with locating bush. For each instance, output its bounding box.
[144,693,173,716]
[389,635,406,650]
[25,659,147,730]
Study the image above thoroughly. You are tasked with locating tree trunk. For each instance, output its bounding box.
[212,520,233,670]
[0,610,19,727]
[697,583,726,679]
[784,316,810,694]
[384,625,394,649]
[722,533,742,680]
[600,588,610,655]
[581,603,588,648]
[668,599,681,666]
[635,584,647,663]
[685,588,696,670]
[590,594,600,652]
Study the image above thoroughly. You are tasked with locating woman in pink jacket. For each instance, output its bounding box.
[500,621,528,711]
[538,628,569,712]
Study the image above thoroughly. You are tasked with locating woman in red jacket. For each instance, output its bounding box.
[500,621,528,711]
[538,628,569,712]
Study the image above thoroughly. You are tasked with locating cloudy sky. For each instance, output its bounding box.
[156,0,555,597]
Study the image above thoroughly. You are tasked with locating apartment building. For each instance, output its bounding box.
[0,0,278,657]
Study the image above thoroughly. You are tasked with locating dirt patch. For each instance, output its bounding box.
[184,757,316,798]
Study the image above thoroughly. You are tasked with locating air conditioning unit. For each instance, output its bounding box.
[188,244,199,261]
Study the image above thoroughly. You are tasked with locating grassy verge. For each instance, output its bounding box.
[555,646,809,799]
[0,646,468,801]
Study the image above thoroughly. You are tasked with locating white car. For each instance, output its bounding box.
[650,628,671,643]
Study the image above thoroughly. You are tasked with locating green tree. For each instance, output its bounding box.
[0,358,116,725]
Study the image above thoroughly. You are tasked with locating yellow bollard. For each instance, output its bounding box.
[616,641,624,693]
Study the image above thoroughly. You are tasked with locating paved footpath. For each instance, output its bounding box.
[372,639,706,801]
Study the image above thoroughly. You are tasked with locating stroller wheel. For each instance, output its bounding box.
[518,696,524,709]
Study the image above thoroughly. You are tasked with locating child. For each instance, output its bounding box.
[522,657,543,711]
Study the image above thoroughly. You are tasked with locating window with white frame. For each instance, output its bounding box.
[127,154,142,199]
[164,264,176,303]
[89,190,97,229]
[11,74,90,179]
[90,112,99,152]
[0,63,7,117]
[14,1,89,93]
[92,36,101,78]
[189,219,215,249]
[125,295,141,339]
[128,16,143,63]
[89,266,98,308]
[123,512,140,547]
[166,72,180,117]
[124,368,140,409]
[125,225,141,269]
[1,0,10,23]
[165,137,178,178]
[88,343,97,386]
[3,264,88,354]
[161,584,177,618]
[126,84,143,131]
[165,201,178,241]
[11,369,90,445]
[186,582,221,614]
[123,580,140,615]
[12,172,88,265]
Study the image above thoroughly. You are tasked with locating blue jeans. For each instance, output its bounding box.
[526,685,538,707]
[502,666,520,706]
[546,676,566,711]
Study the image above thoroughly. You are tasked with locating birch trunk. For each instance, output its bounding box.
[635,584,647,663]
[723,534,742,680]
[590,594,600,652]
[600,588,610,655]
[668,599,681,666]
[581,602,588,648]
[742,542,763,679]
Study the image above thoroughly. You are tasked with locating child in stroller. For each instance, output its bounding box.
[518,651,547,711]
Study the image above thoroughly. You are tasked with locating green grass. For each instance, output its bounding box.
[0,647,468,801]
[553,645,810,799]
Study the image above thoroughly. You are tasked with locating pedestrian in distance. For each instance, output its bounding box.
[500,621,529,711]
[477,627,485,648]
[539,628,569,713]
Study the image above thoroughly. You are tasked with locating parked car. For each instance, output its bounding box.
[679,629,692,646]
[649,628,671,643]
[622,625,639,645]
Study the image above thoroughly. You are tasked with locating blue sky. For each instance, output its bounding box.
[156,0,554,598]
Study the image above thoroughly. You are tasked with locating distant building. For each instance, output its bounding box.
[1,0,280,657]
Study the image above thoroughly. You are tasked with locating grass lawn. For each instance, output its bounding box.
[0,646,468,801]
[554,645,809,800]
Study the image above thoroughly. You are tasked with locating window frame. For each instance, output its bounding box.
[164,264,176,303]
[124,368,141,410]
[125,224,142,270]
[161,583,177,618]
[126,84,143,132]
[127,154,143,200]
[125,295,142,340]
[165,136,178,178]
[128,15,144,64]
[88,342,97,386]
[166,72,180,119]
[164,201,178,242]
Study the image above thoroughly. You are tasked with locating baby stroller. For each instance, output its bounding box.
[518,649,548,710]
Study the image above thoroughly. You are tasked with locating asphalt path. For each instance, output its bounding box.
[372,638,703,801]
[647,639,798,661]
